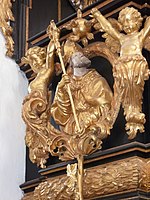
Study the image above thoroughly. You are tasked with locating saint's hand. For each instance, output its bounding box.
[58,74,70,91]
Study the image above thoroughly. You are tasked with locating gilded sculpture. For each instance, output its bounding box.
[91,7,150,139]
[69,0,98,10]
[22,40,61,168]
[51,50,113,138]
[0,0,15,57]
[22,7,150,200]
[50,41,113,199]
[63,9,94,46]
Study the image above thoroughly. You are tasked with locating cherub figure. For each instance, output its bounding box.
[21,43,56,168]
[91,7,150,138]
[63,9,94,46]
[21,27,61,167]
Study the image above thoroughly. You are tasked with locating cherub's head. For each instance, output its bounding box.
[22,46,46,73]
[118,7,143,34]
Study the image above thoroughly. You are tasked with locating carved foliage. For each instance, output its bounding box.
[139,160,150,192]
[22,87,104,165]
[33,177,75,200]
[22,158,150,200]
[83,159,139,198]
[22,90,51,168]
[0,0,15,57]
[51,129,103,160]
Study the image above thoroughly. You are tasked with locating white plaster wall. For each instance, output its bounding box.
[0,32,28,200]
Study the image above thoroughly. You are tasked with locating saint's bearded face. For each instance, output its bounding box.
[70,52,91,68]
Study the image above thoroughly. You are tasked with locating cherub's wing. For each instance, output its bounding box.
[93,17,122,54]
[143,33,150,52]
[107,18,122,32]
[103,18,122,54]
[102,33,120,54]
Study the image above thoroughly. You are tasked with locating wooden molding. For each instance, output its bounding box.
[22,156,150,199]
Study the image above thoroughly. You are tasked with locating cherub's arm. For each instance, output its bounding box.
[91,8,121,41]
[28,42,56,93]
[46,20,60,70]
[46,40,55,71]
[140,16,150,42]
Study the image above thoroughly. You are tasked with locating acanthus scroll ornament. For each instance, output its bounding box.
[0,0,15,57]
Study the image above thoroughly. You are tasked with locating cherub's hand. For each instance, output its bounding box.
[47,40,55,53]
[91,8,101,18]
[47,20,60,42]
[145,16,150,27]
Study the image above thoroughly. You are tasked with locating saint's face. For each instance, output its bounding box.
[70,52,91,68]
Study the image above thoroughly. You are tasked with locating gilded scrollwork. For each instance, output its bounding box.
[21,44,57,168]
[22,90,50,168]
[0,0,15,57]
[21,39,114,167]
[22,20,116,199]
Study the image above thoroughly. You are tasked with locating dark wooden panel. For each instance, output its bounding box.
[61,0,75,20]
[29,0,58,38]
